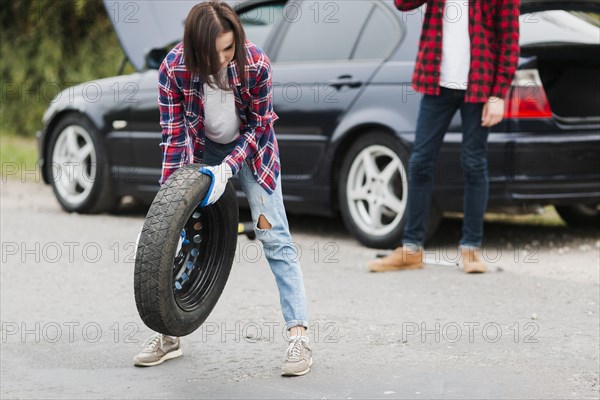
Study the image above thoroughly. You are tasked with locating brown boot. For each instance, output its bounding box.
[368,246,424,272]
[460,247,487,273]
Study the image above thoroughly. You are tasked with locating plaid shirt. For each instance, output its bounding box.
[395,0,520,103]
[158,40,280,193]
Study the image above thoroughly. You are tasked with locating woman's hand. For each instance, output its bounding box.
[199,163,234,206]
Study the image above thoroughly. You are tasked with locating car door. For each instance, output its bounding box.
[269,0,387,190]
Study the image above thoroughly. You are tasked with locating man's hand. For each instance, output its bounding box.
[481,96,505,127]
[198,163,233,206]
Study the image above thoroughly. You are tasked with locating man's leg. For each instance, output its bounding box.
[369,88,462,272]
[402,88,463,246]
[458,101,490,272]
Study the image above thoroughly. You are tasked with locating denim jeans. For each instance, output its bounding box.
[403,87,490,248]
[203,137,308,329]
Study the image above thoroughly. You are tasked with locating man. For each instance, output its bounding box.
[369,0,520,273]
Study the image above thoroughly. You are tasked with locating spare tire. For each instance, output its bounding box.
[134,164,239,336]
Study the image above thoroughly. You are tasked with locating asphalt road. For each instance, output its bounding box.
[1,179,599,399]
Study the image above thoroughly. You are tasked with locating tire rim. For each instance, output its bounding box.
[51,125,96,206]
[346,144,407,237]
[173,206,226,311]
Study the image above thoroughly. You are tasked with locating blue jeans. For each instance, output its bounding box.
[203,138,308,330]
[403,87,490,248]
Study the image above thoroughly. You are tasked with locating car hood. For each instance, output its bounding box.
[42,73,142,126]
[103,0,237,72]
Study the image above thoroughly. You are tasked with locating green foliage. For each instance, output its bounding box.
[0,0,135,137]
[0,135,38,180]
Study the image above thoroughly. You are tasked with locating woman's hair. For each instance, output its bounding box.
[183,1,247,89]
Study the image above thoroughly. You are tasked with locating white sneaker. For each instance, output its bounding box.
[133,333,182,367]
[281,336,312,376]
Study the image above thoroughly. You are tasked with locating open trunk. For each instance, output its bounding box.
[518,7,600,124]
[521,43,600,123]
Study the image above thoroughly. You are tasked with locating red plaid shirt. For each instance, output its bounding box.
[395,0,520,103]
[158,40,280,193]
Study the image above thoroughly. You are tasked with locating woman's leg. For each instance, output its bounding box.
[238,164,309,332]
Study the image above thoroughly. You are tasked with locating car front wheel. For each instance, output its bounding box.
[338,132,441,249]
[46,114,117,213]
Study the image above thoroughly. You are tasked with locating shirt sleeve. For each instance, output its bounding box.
[222,53,277,175]
[394,0,427,11]
[490,0,521,99]
[158,58,189,186]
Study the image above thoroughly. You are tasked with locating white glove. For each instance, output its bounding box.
[198,163,233,206]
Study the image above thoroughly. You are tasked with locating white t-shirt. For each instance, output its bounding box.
[439,0,471,90]
[203,69,241,144]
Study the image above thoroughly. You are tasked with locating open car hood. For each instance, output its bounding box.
[103,0,237,71]
[104,0,599,71]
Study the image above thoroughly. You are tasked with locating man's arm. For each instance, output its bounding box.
[490,0,520,99]
[223,53,276,175]
[394,0,427,11]
[158,59,189,185]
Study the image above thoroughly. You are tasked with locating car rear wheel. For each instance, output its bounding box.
[46,114,117,213]
[338,132,441,249]
[134,164,238,336]
[555,204,600,228]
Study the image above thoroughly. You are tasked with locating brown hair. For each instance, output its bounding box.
[183,1,246,89]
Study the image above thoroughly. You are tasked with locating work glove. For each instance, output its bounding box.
[198,163,233,207]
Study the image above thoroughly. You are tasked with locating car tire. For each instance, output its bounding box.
[555,204,600,228]
[45,114,118,213]
[134,164,238,337]
[339,132,441,249]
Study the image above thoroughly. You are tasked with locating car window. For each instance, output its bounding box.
[275,0,374,63]
[239,3,286,49]
[520,10,600,46]
[352,5,400,60]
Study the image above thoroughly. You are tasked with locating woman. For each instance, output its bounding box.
[133,1,312,377]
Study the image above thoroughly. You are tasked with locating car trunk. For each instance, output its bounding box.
[518,5,600,124]
[522,43,600,123]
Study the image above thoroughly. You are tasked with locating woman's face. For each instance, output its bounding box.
[215,31,235,71]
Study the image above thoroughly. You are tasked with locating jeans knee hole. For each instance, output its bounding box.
[257,214,272,231]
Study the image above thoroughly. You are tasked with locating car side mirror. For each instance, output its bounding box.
[145,48,168,70]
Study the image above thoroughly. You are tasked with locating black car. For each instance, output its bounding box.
[37,0,600,249]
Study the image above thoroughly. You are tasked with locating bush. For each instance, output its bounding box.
[0,0,134,137]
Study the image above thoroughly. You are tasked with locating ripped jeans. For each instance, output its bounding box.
[203,137,308,330]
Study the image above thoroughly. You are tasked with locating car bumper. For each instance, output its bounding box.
[436,130,600,210]
[499,131,600,205]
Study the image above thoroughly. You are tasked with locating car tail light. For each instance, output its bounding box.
[504,69,553,119]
